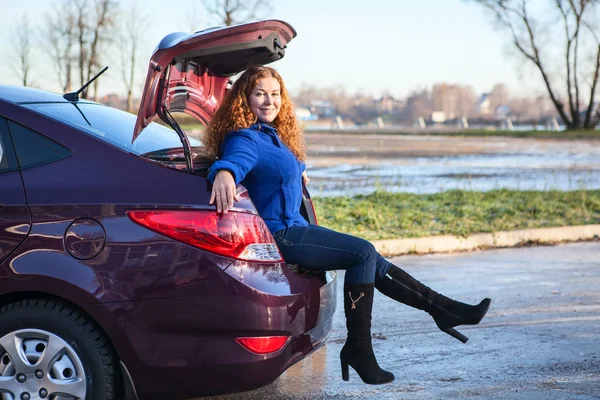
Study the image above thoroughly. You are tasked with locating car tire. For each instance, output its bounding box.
[0,299,122,400]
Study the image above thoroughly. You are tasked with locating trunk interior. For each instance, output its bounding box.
[142,147,318,224]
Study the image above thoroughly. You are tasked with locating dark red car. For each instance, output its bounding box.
[0,20,336,400]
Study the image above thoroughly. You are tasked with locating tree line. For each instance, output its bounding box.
[8,0,600,129]
[293,82,557,125]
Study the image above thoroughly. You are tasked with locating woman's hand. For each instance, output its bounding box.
[210,170,240,213]
[302,171,310,185]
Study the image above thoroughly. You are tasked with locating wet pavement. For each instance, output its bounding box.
[304,134,600,196]
[205,242,600,399]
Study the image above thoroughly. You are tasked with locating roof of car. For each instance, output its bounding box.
[0,84,95,104]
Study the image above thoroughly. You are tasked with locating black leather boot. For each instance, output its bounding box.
[340,283,394,384]
[376,264,491,343]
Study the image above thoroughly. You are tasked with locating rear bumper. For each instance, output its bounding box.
[85,265,337,399]
[163,314,335,399]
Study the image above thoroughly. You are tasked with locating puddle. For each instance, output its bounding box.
[306,151,600,197]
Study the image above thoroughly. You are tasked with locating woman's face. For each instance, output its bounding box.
[248,77,282,123]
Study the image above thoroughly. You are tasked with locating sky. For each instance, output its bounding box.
[0,0,546,99]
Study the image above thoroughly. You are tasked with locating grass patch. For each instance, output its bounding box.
[312,189,600,241]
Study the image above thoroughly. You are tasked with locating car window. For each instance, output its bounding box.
[22,103,202,155]
[8,121,72,170]
[0,118,18,173]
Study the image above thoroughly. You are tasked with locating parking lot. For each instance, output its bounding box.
[207,242,600,399]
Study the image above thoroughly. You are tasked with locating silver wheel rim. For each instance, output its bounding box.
[0,329,87,400]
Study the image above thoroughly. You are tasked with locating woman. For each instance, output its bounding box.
[204,66,491,385]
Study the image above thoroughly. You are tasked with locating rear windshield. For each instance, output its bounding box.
[22,102,201,155]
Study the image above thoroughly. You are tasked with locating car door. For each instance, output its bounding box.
[0,117,31,264]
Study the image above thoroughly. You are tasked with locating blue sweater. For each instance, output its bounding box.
[207,122,308,234]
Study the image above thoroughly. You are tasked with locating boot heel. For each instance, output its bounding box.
[341,360,349,381]
[443,328,468,343]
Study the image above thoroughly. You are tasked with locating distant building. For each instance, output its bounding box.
[375,94,403,114]
[296,107,317,121]
[478,93,491,116]
[495,104,511,119]
[309,100,335,118]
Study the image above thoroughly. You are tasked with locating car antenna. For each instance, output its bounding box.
[63,66,109,102]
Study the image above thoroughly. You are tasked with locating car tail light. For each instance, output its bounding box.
[235,336,290,354]
[126,210,283,262]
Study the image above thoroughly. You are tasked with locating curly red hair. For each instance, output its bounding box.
[202,66,306,161]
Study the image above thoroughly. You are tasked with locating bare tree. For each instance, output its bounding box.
[11,14,34,86]
[432,83,478,119]
[293,83,320,107]
[199,0,271,26]
[470,0,600,129]
[118,3,150,112]
[488,83,509,111]
[42,4,76,92]
[89,0,119,100]
[322,86,353,116]
[293,84,359,119]
[508,93,557,121]
[456,85,478,118]
[406,89,434,121]
[43,0,118,99]
[73,0,119,100]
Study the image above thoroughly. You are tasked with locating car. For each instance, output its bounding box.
[0,20,337,400]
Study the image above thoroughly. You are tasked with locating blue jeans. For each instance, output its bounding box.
[272,224,392,284]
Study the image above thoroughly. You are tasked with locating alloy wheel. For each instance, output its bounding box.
[0,329,86,400]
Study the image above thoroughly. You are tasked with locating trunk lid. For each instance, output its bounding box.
[133,20,296,142]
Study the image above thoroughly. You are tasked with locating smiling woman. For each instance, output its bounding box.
[203,65,492,386]
[248,78,282,123]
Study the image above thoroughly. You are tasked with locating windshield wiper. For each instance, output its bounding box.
[63,66,109,102]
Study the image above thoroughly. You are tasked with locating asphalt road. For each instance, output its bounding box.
[205,242,600,400]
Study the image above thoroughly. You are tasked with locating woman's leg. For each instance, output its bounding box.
[273,224,378,284]
[273,224,394,384]
[374,254,491,343]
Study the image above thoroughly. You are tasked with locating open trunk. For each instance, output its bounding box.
[142,147,319,225]
[133,20,296,172]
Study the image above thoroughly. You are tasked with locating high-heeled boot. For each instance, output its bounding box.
[340,283,394,384]
[376,264,491,343]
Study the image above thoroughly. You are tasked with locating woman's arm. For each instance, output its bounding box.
[210,170,238,213]
[207,131,258,213]
[302,171,310,185]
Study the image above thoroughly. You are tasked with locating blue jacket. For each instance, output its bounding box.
[207,122,308,234]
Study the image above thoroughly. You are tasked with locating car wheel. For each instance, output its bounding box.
[0,299,122,400]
